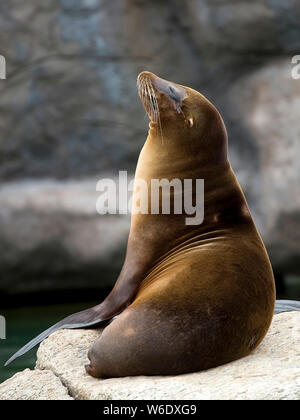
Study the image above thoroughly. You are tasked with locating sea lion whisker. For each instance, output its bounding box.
[138,77,160,127]
[142,82,153,120]
[145,81,156,122]
[149,82,164,144]
[139,77,164,144]
[149,83,158,119]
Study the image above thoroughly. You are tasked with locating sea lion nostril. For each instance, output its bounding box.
[168,85,178,101]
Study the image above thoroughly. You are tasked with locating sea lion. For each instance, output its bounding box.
[5,72,299,376]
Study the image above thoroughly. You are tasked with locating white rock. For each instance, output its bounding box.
[0,368,73,400]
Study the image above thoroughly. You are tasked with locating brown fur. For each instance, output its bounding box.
[85,72,275,378]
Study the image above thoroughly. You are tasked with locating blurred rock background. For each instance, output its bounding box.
[0,0,300,302]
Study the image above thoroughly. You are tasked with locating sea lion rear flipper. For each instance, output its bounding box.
[5,247,149,367]
[5,270,141,366]
[4,304,119,366]
[274,299,300,314]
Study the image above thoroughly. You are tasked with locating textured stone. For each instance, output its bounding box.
[181,0,300,58]
[33,312,300,400]
[2,0,300,182]
[0,178,130,294]
[0,368,73,400]
[228,59,300,273]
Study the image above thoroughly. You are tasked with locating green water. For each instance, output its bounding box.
[0,301,97,383]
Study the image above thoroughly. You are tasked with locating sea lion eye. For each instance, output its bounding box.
[187,117,193,128]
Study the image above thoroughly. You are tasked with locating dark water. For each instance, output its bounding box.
[0,301,97,383]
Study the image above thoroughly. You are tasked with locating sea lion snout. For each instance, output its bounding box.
[154,78,186,105]
[138,71,187,107]
[137,70,155,84]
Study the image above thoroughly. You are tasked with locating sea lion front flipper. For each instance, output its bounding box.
[274,300,300,315]
[4,305,115,367]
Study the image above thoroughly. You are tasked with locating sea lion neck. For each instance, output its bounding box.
[138,128,230,184]
[135,128,252,236]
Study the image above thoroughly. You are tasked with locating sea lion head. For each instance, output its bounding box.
[137,71,228,165]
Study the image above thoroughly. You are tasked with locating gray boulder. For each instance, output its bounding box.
[227,58,300,274]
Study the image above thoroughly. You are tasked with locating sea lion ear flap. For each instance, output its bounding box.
[185,117,193,128]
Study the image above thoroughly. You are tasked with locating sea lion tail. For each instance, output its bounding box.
[4,305,112,367]
[275,300,300,315]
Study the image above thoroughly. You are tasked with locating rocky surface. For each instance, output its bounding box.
[0,178,130,295]
[1,1,300,292]
[1,312,299,400]
[0,368,73,400]
[2,0,300,180]
[227,58,300,275]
